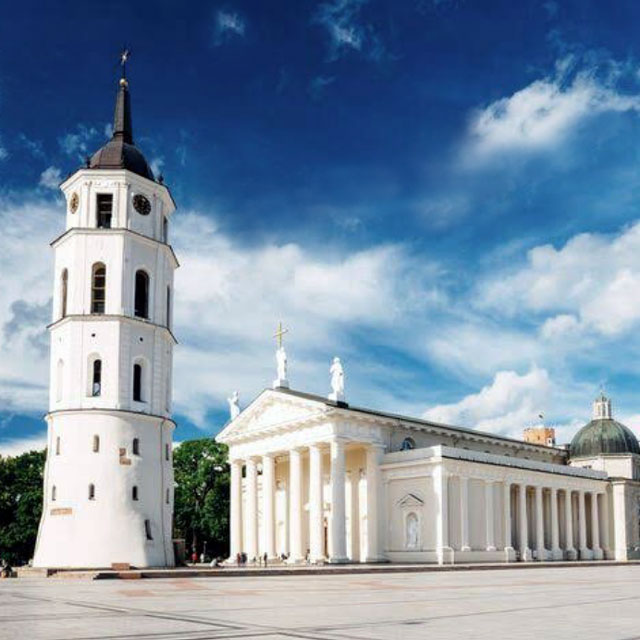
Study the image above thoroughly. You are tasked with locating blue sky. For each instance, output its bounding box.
[3,0,640,454]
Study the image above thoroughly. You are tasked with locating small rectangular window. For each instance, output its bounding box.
[144,519,153,540]
[96,194,113,229]
[162,217,168,243]
[55,436,60,456]
[166,488,170,504]
[165,443,170,461]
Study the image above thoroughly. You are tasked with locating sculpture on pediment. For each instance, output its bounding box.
[329,356,345,401]
[227,391,240,420]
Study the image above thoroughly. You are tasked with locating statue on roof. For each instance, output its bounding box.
[329,356,345,402]
[227,391,240,420]
[272,321,290,389]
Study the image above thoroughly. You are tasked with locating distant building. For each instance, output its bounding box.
[523,426,556,447]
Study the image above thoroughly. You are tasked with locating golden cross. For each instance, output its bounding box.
[273,321,289,349]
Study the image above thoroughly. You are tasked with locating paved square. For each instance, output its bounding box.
[2,566,640,639]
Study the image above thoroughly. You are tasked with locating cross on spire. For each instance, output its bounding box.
[273,321,288,349]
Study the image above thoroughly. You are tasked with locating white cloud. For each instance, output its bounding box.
[466,59,640,160]
[423,367,552,438]
[313,0,389,62]
[479,221,640,337]
[214,10,246,45]
[0,433,47,458]
[171,210,440,424]
[39,166,62,190]
[150,157,165,177]
[58,124,98,159]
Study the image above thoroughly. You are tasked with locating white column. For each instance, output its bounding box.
[485,480,496,551]
[460,477,470,552]
[365,444,384,562]
[535,486,545,561]
[308,444,325,563]
[245,457,258,561]
[578,490,589,559]
[550,487,562,560]
[229,459,243,561]
[262,454,276,559]
[503,481,515,561]
[288,448,304,563]
[434,466,453,564]
[518,484,531,561]
[601,491,610,558]
[564,489,576,560]
[329,439,348,563]
[591,492,603,560]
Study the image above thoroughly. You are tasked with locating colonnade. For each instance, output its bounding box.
[446,474,608,561]
[229,439,384,563]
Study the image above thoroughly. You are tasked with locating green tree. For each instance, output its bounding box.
[173,438,229,560]
[0,449,46,566]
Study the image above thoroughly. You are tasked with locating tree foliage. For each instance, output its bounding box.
[173,438,229,559]
[0,449,45,566]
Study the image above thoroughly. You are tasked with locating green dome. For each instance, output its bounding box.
[570,418,640,458]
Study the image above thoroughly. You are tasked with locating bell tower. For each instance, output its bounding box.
[33,62,177,568]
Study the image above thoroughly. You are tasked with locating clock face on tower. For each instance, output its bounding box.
[69,192,79,214]
[133,194,151,215]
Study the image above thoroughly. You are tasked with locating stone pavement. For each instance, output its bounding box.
[2,565,640,639]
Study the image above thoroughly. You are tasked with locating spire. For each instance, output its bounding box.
[112,49,133,144]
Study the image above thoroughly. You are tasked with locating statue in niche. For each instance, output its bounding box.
[406,512,419,550]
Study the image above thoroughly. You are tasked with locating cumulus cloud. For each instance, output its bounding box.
[39,166,62,190]
[313,0,390,62]
[18,134,45,159]
[0,199,57,413]
[213,10,246,45]
[479,221,640,337]
[423,367,552,438]
[171,210,440,424]
[466,58,640,161]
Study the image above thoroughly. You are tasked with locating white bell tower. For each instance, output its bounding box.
[33,65,177,568]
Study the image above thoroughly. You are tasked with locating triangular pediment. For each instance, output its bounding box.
[397,492,424,508]
[217,388,330,443]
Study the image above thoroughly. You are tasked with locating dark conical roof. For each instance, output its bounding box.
[570,395,640,458]
[88,78,154,181]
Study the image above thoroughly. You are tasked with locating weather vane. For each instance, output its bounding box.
[120,47,130,80]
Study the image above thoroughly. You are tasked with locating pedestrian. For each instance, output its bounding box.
[263,552,268,567]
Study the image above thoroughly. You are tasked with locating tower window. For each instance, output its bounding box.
[60,269,68,318]
[144,519,153,540]
[133,363,143,402]
[162,216,168,243]
[165,443,170,461]
[91,263,106,314]
[96,194,113,229]
[51,485,57,501]
[166,488,170,504]
[93,435,100,453]
[132,486,139,501]
[134,270,150,319]
[55,436,60,456]
[92,359,102,397]
[133,437,140,456]
[88,484,95,500]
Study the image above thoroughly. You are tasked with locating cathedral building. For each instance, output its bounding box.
[33,66,177,568]
[218,365,640,565]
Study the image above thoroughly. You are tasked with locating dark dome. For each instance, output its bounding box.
[89,139,154,181]
[87,77,154,181]
[570,418,640,458]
